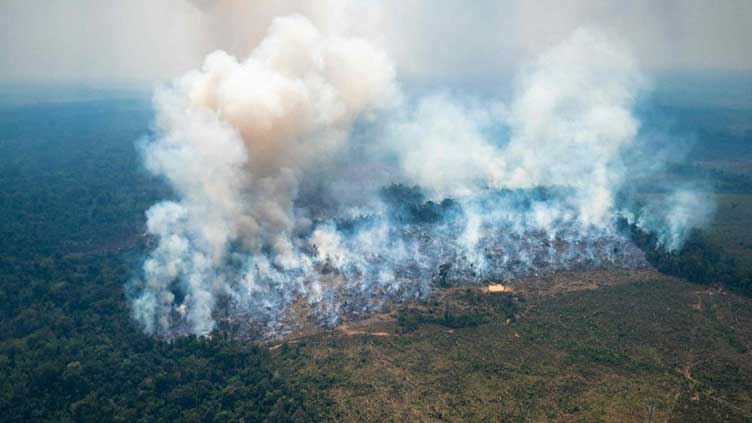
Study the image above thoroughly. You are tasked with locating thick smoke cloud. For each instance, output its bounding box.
[386,29,642,223]
[131,14,713,337]
[135,14,396,335]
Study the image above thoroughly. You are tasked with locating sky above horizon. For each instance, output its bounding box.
[1,0,751,88]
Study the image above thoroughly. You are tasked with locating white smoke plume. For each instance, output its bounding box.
[629,189,717,251]
[135,14,396,335]
[386,29,642,224]
[131,15,713,337]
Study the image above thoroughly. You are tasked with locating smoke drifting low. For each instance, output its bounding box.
[131,15,713,337]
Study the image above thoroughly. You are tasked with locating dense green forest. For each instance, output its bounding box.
[0,100,313,422]
[622,222,752,296]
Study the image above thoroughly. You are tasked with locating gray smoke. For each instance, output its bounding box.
[130,16,713,337]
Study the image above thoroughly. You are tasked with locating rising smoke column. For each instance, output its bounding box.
[132,16,714,337]
[386,29,642,225]
[133,14,397,335]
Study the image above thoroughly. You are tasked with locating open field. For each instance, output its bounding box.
[275,271,752,422]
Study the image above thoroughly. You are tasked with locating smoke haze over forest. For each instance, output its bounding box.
[1,0,749,337]
[2,0,752,85]
[38,3,720,337]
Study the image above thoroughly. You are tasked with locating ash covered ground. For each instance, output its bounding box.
[202,186,650,341]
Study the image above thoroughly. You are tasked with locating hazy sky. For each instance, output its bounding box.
[1,0,751,85]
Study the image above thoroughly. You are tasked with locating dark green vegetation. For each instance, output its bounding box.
[624,223,752,296]
[1,94,752,422]
[0,100,311,422]
[620,169,752,298]
[380,183,461,224]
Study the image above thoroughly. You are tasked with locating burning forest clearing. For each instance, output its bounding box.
[201,211,654,341]
[128,15,718,340]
